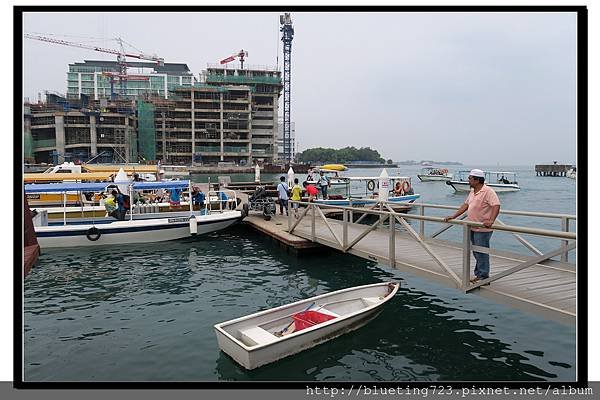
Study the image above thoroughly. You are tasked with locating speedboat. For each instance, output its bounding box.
[214,281,399,370]
[417,167,453,182]
[446,170,520,192]
[26,180,246,248]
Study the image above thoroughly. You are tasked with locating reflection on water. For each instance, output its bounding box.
[24,225,575,382]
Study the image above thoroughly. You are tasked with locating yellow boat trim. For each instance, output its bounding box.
[23,172,116,182]
[83,164,159,173]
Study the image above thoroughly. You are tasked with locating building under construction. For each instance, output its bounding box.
[24,93,137,164]
[25,64,283,166]
[138,64,282,165]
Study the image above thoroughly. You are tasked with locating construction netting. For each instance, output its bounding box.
[136,100,156,161]
[24,131,33,161]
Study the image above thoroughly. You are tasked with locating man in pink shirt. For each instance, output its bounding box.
[443,169,500,284]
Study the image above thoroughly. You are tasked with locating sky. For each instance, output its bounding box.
[21,11,577,166]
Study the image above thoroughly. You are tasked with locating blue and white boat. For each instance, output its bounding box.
[312,176,420,207]
[25,180,245,249]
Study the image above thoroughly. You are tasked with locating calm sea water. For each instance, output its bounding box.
[23,165,577,381]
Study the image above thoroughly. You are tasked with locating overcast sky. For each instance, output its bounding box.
[22,11,577,165]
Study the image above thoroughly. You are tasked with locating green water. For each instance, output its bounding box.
[23,165,577,381]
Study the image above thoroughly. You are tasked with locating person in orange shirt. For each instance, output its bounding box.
[443,169,500,284]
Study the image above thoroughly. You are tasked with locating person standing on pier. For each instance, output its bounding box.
[317,170,330,199]
[443,169,500,284]
[290,178,302,218]
[277,176,289,216]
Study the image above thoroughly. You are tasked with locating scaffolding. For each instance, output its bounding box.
[137,99,156,161]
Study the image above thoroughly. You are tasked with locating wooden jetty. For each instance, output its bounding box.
[243,199,577,325]
[535,163,572,176]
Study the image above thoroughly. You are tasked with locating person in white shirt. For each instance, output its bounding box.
[276,176,289,215]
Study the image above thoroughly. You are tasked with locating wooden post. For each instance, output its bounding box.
[389,213,396,267]
[462,224,471,290]
[288,201,292,231]
[419,205,425,239]
[561,217,569,262]
[343,209,348,250]
[311,203,316,241]
[349,198,353,223]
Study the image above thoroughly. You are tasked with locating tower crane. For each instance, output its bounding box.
[219,49,248,69]
[279,13,294,164]
[25,33,164,96]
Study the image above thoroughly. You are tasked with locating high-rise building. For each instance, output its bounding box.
[147,64,282,165]
[277,119,296,162]
[67,60,196,100]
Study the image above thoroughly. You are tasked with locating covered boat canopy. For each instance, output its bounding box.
[23,172,116,183]
[83,164,160,173]
[25,180,191,193]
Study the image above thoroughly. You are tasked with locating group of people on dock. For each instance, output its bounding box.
[276,171,330,218]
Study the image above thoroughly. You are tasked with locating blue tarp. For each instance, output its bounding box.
[24,180,191,193]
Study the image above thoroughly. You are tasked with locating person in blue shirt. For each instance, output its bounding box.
[276,176,289,215]
[191,186,205,207]
[317,171,330,199]
[110,189,126,220]
[169,188,181,206]
[219,191,229,210]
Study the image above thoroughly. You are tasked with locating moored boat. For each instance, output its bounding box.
[214,281,399,370]
[26,180,245,248]
[417,167,453,182]
[446,171,520,192]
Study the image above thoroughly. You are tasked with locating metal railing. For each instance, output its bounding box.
[286,200,576,292]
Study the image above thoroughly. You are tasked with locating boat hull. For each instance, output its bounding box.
[313,194,420,206]
[214,282,399,370]
[417,174,452,182]
[447,181,520,192]
[36,211,242,248]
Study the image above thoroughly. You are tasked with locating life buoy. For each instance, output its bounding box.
[367,180,376,191]
[86,227,101,241]
[402,180,411,194]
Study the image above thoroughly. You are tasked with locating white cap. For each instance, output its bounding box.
[469,169,485,178]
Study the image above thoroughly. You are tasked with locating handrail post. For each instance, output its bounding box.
[343,209,348,250]
[389,213,396,267]
[288,200,292,231]
[419,205,425,239]
[561,217,569,262]
[311,203,316,241]
[349,198,353,223]
[462,224,471,290]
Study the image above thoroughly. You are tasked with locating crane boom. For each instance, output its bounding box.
[24,33,164,65]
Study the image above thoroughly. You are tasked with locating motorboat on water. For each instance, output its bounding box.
[446,170,520,192]
[566,166,576,179]
[416,167,453,182]
[214,281,399,370]
[26,180,246,248]
[312,175,420,206]
[305,165,349,187]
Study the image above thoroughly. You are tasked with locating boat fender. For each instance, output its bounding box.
[242,203,249,218]
[402,180,411,194]
[367,180,376,191]
[86,227,101,241]
[189,216,198,235]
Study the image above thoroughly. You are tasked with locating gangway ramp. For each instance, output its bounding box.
[285,202,576,325]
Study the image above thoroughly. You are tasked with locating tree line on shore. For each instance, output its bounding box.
[296,147,390,164]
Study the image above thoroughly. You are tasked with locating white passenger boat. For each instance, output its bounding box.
[214,281,399,370]
[312,176,420,206]
[305,165,350,187]
[416,167,453,182]
[446,171,520,192]
[566,166,576,179]
[25,180,245,249]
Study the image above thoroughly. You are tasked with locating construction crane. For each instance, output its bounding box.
[280,13,294,164]
[219,49,248,69]
[25,33,164,96]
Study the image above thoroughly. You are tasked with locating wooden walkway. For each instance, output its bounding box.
[281,211,576,325]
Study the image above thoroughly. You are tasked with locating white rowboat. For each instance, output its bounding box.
[214,281,400,370]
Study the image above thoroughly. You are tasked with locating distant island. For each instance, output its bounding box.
[396,160,463,166]
[297,147,391,164]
